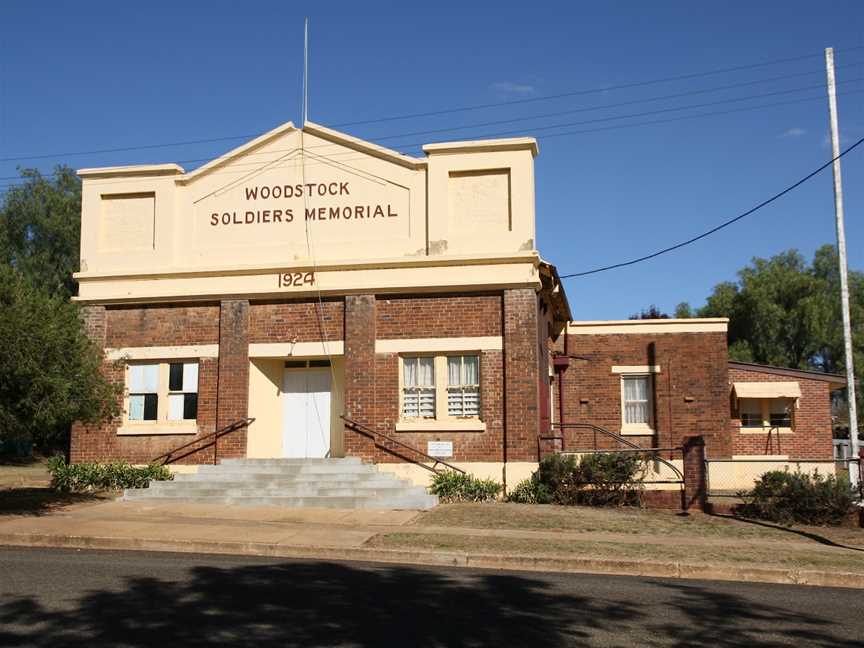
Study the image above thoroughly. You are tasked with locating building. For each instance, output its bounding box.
[70,122,841,495]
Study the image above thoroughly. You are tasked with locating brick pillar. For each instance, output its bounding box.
[682,435,707,512]
[503,289,540,465]
[343,294,377,461]
[215,299,249,460]
[70,305,109,462]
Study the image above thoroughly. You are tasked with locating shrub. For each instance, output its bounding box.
[506,477,552,504]
[47,456,173,493]
[429,470,502,503]
[737,469,857,526]
[532,452,649,507]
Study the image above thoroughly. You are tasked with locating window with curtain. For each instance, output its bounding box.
[621,374,652,428]
[447,355,480,417]
[402,356,436,418]
[127,361,199,424]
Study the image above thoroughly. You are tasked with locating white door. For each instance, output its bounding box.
[282,368,331,458]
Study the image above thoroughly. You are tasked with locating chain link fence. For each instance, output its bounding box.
[706,457,862,499]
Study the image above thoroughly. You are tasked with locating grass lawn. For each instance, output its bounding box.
[364,503,864,573]
[0,457,115,516]
[367,532,864,573]
[413,503,864,546]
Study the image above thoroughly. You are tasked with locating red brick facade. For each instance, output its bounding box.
[70,295,837,471]
[728,364,837,459]
[553,331,731,458]
[249,299,344,343]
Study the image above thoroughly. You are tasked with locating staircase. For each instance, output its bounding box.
[122,457,438,510]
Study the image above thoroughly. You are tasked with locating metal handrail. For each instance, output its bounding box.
[550,422,684,483]
[150,417,256,466]
[340,415,466,474]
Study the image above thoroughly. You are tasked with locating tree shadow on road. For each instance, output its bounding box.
[0,557,859,647]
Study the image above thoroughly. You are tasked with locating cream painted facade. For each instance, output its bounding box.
[75,121,542,304]
[72,121,565,489]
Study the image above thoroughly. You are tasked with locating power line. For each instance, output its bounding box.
[2,49,862,164]
[2,88,862,192]
[3,80,861,187]
[330,47,864,128]
[559,135,864,279]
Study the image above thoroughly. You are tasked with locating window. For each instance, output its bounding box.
[621,374,653,431]
[740,399,763,428]
[128,364,159,421]
[167,362,198,421]
[447,355,480,417]
[737,398,794,431]
[402,356,436,418]
[400,354,482,423]
[126,361,198,424]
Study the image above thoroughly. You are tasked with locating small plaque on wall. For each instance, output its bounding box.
[427,441,454,458]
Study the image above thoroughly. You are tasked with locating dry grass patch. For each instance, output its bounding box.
[0,487,115,516]
[368,532,864,573]
[414,503,864,547]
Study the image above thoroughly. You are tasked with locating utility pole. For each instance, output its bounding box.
[825,47,860,487]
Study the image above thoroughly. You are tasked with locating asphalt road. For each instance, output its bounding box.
[0,547,862,647]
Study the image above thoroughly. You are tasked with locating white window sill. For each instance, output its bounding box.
[739,427,794,435]
[117,424,199,436]
[620,424,655,436]
[395,419,486,432]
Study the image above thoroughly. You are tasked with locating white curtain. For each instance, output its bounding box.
[404,358,417,387]
[624,376,649,424]
[418,357,434,387]
[448,357,461,386]
[463,356,479,385]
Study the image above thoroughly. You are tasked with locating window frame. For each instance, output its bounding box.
[397,353,484,431]
[737,397,795,433]
[121,360,200,434]
[619,373,655,434]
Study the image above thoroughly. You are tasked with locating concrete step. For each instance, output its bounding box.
[122,492,438,509]
[124,458,436,510]
[173,473,404,486]
[195,464,378,477]
[219,457,363,466]
[130,485,429,499]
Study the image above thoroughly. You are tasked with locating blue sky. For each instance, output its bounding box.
[2,1,863,319]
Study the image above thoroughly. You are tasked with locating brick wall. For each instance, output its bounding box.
[215,300,250,459]
[106,304,219,347]
[343,293,513,464]
[555,332,730,458]
[249,299,344,343]
[70,303,223,464]
[728,367,834,459]
[343,294,378,461]
[376,294,502,338]
[504,289,540,463]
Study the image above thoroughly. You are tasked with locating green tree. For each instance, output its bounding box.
[629,304,669,319]
[0,266,120,450]
[0,166,81,298]
[696,245,864,427]
[0,168,118,452]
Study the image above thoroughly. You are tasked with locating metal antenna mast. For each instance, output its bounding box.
[303,17,309,125]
